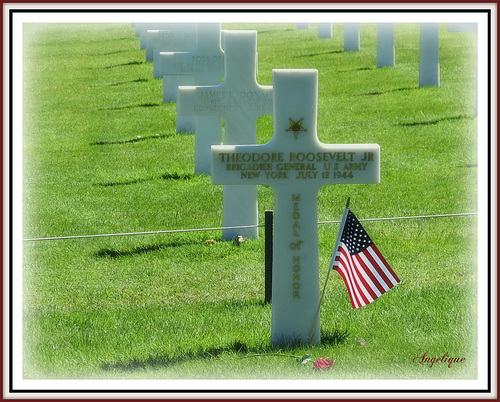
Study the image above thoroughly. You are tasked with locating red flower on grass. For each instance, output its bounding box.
[313,358,334,371]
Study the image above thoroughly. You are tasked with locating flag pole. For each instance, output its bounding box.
[307,197,351,344]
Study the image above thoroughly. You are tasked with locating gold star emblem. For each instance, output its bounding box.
[286,118,307,139]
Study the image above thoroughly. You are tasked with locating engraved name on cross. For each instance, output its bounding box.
[178,30,272,240]
[212,70,380,345]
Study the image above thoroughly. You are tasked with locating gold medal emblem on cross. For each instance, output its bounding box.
[286,118,307,139]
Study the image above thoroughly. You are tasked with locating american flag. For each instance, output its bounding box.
[331,209,400,309]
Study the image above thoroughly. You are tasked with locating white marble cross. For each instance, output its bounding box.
[178,31,272,240]
[211,69,380,345]
[377,23,395,68]
[344,23,360,52]
[419,23,440,88]
[156,23,225,149]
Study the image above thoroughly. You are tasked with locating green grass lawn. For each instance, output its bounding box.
[21,22,478,381]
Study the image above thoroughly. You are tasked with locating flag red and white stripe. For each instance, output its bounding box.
[330,209,400,309]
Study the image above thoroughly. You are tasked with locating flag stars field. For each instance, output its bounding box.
[331,206,400,310]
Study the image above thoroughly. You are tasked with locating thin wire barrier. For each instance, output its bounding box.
[22,212,478,242]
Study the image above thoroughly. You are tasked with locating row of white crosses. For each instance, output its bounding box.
[177,30,272,240]
[136,23,473,344]
[140,21,391,160]
[134,21,459,248]
[317,22,395,68]
[134,21,475,244]
[133,21,472,344]
[142,21,478,93]
[136,24,381,344]
[158,23,225,160]
[300,23,393,68]
[297,22,451,84]
[150,24,259,125]
[297,22,395,67]
[139,22,467,138]
[142,24,266,241]
[300,22,361,51]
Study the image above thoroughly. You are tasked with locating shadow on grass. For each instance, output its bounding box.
[105,78,150,86]
[95,237,199,258]
[97,61,144,69]
[397,114,476,127]
[98,102,162,111]
[96,50,132,56]
[90,133,172,145]
[271,327,349,349]
[94,230,245,259]
[258,28,296,34]
[294,50,343,57]
[337,66,375,73]
[92,172,194,187]
[357,86,417,96]
[101,341,257,372]
[101,329,349,372]
[321,328,349,345]
[88,35,133,41]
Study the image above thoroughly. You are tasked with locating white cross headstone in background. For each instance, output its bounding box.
[318,23,333,39]
[377,23,395,68]
[178,31,272,240]
[149,24,198,133]
[344,23,360,52]
[135,23,177,50]
[419,23,440,88]
[158,23,225,173]
[146,24,196,62]
[212,69,380,345]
